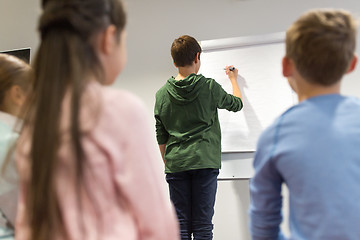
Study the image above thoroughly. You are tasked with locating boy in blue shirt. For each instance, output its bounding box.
[250,9,359,240]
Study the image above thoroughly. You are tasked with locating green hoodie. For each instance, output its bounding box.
[155,74,243,173]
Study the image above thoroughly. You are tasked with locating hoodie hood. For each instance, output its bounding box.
[166,74,206,105]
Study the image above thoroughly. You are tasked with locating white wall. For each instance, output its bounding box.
[1,0,360,239]
[0,0,40,57]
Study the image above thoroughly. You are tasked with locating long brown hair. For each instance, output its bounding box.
[21,0,126,239]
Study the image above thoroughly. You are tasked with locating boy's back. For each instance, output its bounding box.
[155,35,243,239]
[251,94,360,239]
[155,73,242,173]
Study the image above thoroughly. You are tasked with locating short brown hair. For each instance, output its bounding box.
[286,9,357,86]
[171,35,202,67]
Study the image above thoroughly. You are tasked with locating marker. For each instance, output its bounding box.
[224,67,235,71]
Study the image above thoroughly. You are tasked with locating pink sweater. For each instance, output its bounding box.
[15,82,179,240]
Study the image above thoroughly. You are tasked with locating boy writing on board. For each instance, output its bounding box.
[154,35,243,240]
[250,9,360,240]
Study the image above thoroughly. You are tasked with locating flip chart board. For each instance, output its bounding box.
[199,33,297,152]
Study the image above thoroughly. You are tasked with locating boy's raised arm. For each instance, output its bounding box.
[225,65,242,99]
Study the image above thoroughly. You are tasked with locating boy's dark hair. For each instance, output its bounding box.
[171,35,202,67]
[286,9,357,86]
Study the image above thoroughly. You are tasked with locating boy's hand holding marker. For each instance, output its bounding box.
[225,66,235,71]
[225,65,238,82]
[224,65,242,99]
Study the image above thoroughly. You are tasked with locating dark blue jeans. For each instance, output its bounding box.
[166,168,219,240]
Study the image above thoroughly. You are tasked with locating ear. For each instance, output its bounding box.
[194,52,200,64]
[99,25,117,55]
[173,59,178,68]
[282,56,294,77]
[346,55,357,74]
[9,85,25,107]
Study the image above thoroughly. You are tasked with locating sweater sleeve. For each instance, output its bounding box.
[112,94,179,240]
[211,80,243,112]
[249,123,285,240]
[154,92,169,145]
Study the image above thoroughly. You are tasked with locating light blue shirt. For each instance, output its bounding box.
[250,94,360,240]
[0,118,17,171]
[0,112,18,194]
[0,111,18,239]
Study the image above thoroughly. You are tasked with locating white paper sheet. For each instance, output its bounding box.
[200,35,296,152]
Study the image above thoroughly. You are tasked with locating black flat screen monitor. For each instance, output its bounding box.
[0,48,31,63]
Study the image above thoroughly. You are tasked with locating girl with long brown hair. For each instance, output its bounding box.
[15,0,179,239]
